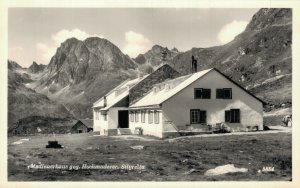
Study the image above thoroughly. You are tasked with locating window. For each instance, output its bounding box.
[191,110,200,124]
[225,109,240,123]
[190,109,207,124]
[154,111,159,124]
[141,111,145,123]
[130,111,134,122]
[216,88,232,99]
[194,88,211,99]
[101,111,107,121]
[148,111,153,124]
[135,111,139,122]
[95,111,99,120]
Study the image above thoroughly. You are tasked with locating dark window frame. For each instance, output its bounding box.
[194,88,211,99]
[225,109,240,123]
[216,88,232,99]
[190,109,207,124]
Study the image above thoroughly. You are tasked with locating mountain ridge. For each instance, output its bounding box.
[7,8,292,132]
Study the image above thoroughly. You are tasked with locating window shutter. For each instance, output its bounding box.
[216,89,224,99]
[200,110,207,123]
[231,109,240,123]
[230,110,235,122]
[236,109,240,123]
[225,110,231,122]
[194,89,202,99]
[223,88,232,99]
[202,89,211,99]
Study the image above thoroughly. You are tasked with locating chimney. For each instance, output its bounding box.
[191,56,198,73]
[103,95,107,107]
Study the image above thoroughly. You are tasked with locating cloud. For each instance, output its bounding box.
[36,29,103,64]
[218,20,248,44]
[51,29,103,45]
[122,31,152,58]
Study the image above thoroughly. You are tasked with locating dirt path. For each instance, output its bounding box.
[98,126,291,142]
[167,126,292,142]
[111,135,160,141]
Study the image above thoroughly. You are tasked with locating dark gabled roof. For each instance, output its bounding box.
[79,119,93,128]
[213,68,266,105]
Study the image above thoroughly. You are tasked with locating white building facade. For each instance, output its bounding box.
[129,68,264,138]
[93,67,264,138]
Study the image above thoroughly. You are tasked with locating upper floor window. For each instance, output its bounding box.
[216,88,232,99]
[225,109,240,123]
[194,88,211,99]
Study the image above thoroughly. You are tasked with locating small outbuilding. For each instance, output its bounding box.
[71,119,93,134]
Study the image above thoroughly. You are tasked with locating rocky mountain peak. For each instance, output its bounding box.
[171,47,179,53]
[28,61,46,73]
[245,8,292,31]
[133,44,180,66]
[35,36,137,106]
[8,60,23,70]
[152,44,165,50]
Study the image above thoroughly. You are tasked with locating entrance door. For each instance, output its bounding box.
[118,110,129,128]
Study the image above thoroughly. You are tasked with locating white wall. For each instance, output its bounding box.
[129,110,163,138]
[93,109,108,133]
[162,70,263,131]
[94,107,130,135]
[107,107,128,129]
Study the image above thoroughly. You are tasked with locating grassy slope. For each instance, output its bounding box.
[8,132,291,181]
[8,69,73,128]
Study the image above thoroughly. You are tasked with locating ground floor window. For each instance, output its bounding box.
[101,111,107,121]
[154,111,159,124]
[95,111,99,120]
[135,111,139,122]
[148,111,153,124]
[130,111,134,122]
[141,111,146,123]
[225,109,240,123]
[190,109,207,124]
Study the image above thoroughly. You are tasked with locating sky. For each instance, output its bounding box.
[8,8,259,67]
